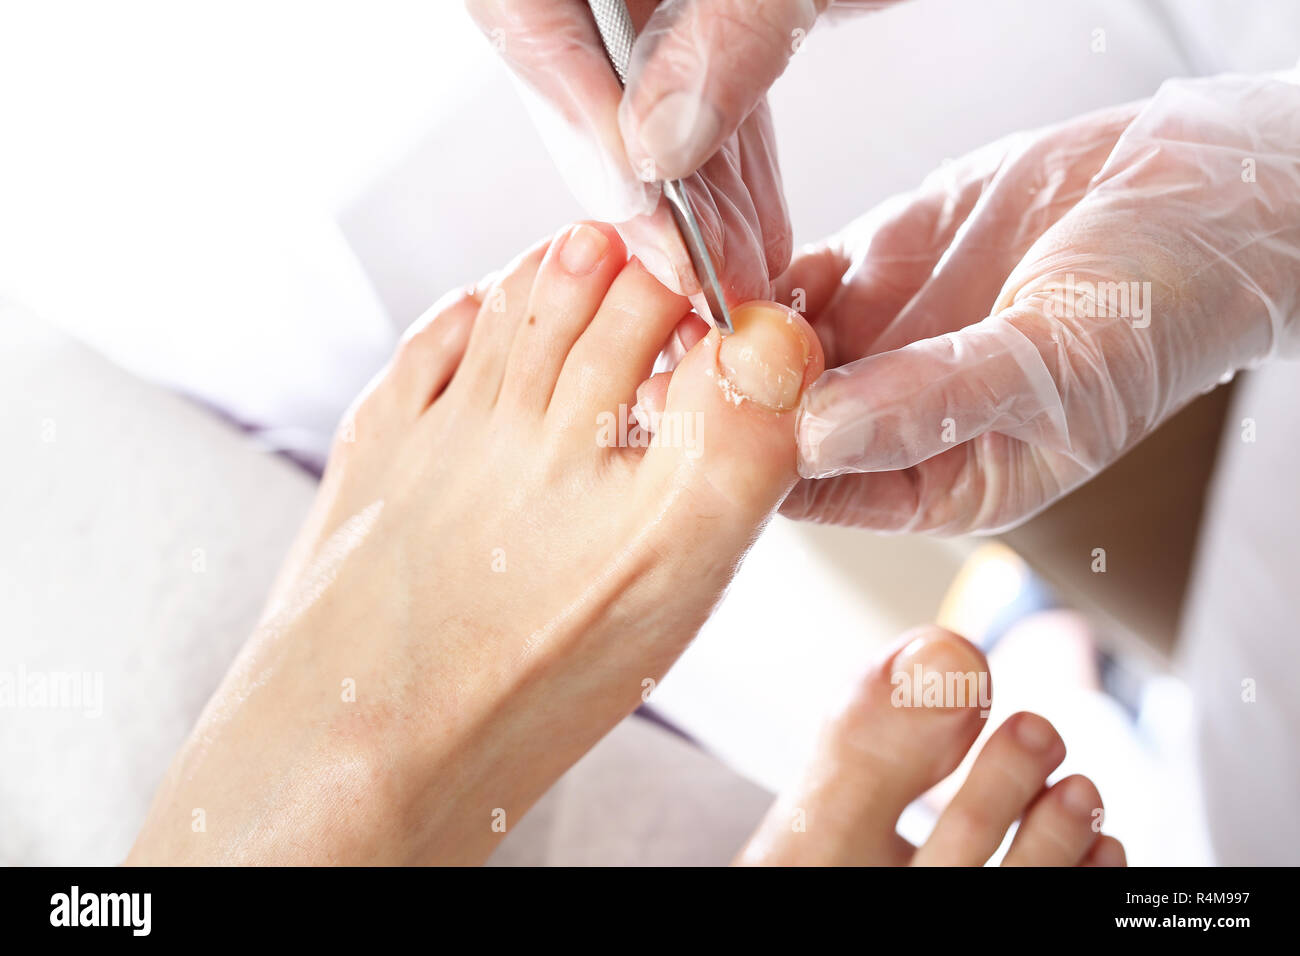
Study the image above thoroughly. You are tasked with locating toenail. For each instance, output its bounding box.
[889,629,988,712]
[558,224,610,276]
[717,302,810,411]
[1015,713,1057,752]
[1062,776,1100,816]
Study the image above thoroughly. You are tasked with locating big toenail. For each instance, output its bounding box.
[889,630,987,712]
[1015,713,1057,751]
[558,224,610,276]
[717,302,809,411]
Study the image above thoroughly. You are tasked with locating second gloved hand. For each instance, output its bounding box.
[466,0,887,305]
[781,70,1300,534]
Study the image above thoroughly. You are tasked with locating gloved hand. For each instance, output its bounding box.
[780,70,1300,534]
[465,0,884,304]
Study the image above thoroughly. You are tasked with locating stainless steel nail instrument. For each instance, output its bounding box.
[585,0,735,335]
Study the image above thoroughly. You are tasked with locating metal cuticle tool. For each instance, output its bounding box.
[585,0,735,335]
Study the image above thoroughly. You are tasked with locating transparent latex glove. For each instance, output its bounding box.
[465,1,888,303]
[780,71,1300,534]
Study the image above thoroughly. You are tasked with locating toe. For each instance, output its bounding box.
[1002,774,1105,867]
[497,222,626,414]
[625,312,709,431]
[737,627,989,866]
[638,300,824,548]
[388,286,481,417]
[661,312,711,368]
[450,236,550,406]
[336,286,481,454]
[913,712,1067,866]
[632,371,671,435]
[548,257,690,428]
[1081,833,1127,868]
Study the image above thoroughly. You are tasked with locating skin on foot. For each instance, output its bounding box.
[128,221,824,865]
[737,626,1125,867]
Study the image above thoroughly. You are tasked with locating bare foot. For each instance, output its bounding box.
[128,221,823,865]
[737,627,1125,867]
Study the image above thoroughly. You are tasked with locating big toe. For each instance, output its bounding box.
[738,627,990,866]
[637,301,824,549]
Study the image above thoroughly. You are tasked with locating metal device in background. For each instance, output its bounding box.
[585,0,734,335]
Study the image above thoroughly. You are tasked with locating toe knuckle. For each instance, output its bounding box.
[944,803,994,842]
